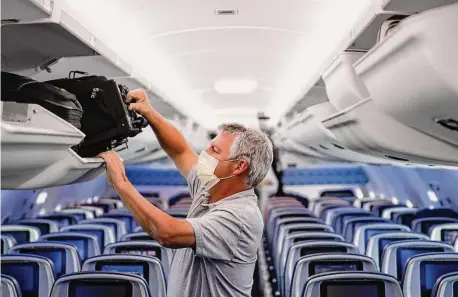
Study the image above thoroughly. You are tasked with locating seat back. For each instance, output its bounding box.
[104,241,171,275]
[290,254,377,297]
[272,217,324,247]
[38,213,79,227]
[382,240,455,281]
[61,224,115,250]
[431,272,458,297]
[60,209,94,220]
[342,217,387,242]
[75,206,105,217]
[78,218,127,241]
[277,232,344,279]
[353,223,411,253]
[82,254,166,297]
[403,253,458,297]
[15,219,59,235]
[1,254,55,297]
[2,235,17,254]
[366,232,429,268]
[283,241,359,297]
[101,213,136,233]
[1,274,22,297]
[267,209,313,241]
[324,207,371,234]
[314,200,350,218]
[381,207,413,220]
[429,223,458,244]
[49,271,150,297]
[411,217,458,235]
[275,224,334,255]
[302,271,402,297]
[10,242,80,277]
[1,226,40,244]
[392,209,418,226]
[39,232,100,261]
[120,232,156,242]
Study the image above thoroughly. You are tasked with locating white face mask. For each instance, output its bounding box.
[197,151,238,190]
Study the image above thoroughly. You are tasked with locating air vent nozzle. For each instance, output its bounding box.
[215,9,238,15]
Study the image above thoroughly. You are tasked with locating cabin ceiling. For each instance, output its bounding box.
[64,0,372,129]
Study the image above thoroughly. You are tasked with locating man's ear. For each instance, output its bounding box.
[234,159,249,175]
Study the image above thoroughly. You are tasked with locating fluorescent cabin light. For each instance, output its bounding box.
[214,79,258,94]
[427,190,439,202]
[36,191,48,205]
[406,200,414,208]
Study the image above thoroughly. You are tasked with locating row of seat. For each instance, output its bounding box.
[263,195,458,297]
[1,195,192,297]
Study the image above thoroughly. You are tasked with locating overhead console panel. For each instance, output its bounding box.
[321,2,458,166]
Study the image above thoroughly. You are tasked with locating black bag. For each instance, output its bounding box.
[46,75,147,157]
[1,72,84,129]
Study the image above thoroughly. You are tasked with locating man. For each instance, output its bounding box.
[99,89,274,297]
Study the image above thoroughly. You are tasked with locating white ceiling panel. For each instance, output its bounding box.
[64,0,373,129]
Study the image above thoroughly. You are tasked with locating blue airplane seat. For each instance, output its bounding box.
[9,242,80,278]
[82,254,166,297]
[59,209,94,221]
[1,274,22,297]
[39,232,101,262]
[394,208,458,228]
[282,241,359,297]
[403,253,458,297]
[101,212,136,233]
[366,232,430,269]
[1,226,41,245]
[120,232,156,242]
[431,272,458,297]
[2,234,17,254]
[104,241,171,276]
[324,207,372,234]
[37,213,80,227]
[14,219,59,236]
[429,223,458,244]
[271,217,324,248]
[48,271,150,297]
[276,233,345,288]
[60,224,116,250]
[353,223,411,254]
[373,204,407,218]
[290,254,377,297]
[342,217,388,242]
[381,240,455,281]
[1,254,55,297]
[411,217,458,235]
[302,271,402,297]
[78,218,127,241]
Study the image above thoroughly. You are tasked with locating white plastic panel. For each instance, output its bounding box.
[1,102,104,189]
[356,3,458,147]
[323,99,458,166]
[322,51,369,110]
[117,127,162,164]
[1,0,52,22]
[383,0,458,14]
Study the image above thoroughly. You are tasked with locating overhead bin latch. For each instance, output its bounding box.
[435,118,458,132]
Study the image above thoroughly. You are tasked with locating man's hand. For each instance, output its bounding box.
[127,89,154,117]
[98,151,129,189]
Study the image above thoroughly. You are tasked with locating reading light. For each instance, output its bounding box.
[427,190,439,202]
[214,79,258,94]
[36,191,48,205]
[406,200,414,208]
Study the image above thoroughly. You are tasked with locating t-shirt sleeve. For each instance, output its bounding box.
[186,208,243,261]
[186,165,203,198]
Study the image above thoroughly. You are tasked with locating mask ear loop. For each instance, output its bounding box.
[219,158,245,180]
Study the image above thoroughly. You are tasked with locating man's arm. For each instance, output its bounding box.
[117,180,196,248]
[127,89,198,178]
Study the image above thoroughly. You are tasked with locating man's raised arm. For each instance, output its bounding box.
[127,89,198,178]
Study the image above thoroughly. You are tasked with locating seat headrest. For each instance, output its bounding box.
[82,255,166,297]
[1,234,17,254]
[431,272,458,297]
[1,254,55,297]
[1,225,41,244]
[382,240,454,281]
[61,224,116,248]
[39,232,101,260]
[429,223,458,243]
[403,252,458,297]
[411,217,458,234]
[1,274,22,297]
[38,213,80,226]
[353,223,411,253]
[49,271,150,297]
[120,232,156,242]
[15,219,60,235]
[302,271,402,297]
[78,218,128,241]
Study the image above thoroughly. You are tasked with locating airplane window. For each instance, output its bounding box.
[1,262,39,297]
[68,280,132,297]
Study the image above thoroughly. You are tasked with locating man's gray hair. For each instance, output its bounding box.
[218,123,274,188]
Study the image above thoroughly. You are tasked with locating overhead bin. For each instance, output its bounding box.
[2,0,51,22]
[356,3,458,147]
[286,102,390,164]
[116,127,163,164]
[382,0,458,14]
[1,102,104,189]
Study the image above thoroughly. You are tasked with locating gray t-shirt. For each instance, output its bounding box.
[166,165,264,297]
